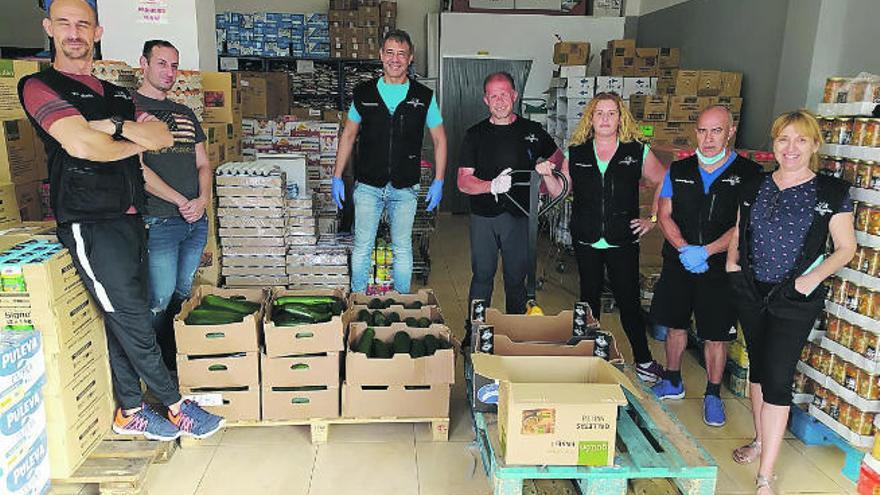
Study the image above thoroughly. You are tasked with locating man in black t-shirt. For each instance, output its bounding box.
[457,72,563,335]
[134,40,213,370]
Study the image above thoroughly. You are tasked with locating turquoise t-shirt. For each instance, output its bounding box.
[347,78,443,128]
[565,141,650,249]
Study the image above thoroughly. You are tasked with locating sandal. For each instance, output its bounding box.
[732,439,762,464]
[756,474,776,494]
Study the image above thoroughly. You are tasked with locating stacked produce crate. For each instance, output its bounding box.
[344,290,453,418]
[215,164,289,287]
[176,287,266,421]
[329,1,396,60]
[0,240,113,478]
[1,331,50,494]
[263,289,348,420]
[793,75,880,448]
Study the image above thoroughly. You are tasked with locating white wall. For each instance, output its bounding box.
[439,12,626,98]
[214,0,441,76]
[0,2,46,49]
[97,1,217,71]
[637,0,691,15]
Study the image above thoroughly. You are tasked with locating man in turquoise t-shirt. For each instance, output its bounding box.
[331,30,447,293]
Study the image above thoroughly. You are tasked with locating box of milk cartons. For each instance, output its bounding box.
[0,331,49,495]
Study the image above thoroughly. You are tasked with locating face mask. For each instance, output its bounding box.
[696,148,727,165]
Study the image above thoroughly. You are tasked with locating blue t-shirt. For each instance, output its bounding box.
[748,175,853,283]
[347,78,443,129]
[660,152,737,198]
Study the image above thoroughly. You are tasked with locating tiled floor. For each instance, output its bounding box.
[141,213,858,494]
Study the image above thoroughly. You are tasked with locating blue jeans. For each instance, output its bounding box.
[145,215,208,367]
[351,182,419,293]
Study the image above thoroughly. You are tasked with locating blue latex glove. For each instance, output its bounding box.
[426,179,444,212]
[679,245,709,274]
[331,176,345,209]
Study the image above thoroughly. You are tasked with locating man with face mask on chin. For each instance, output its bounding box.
[457,72,563,346]
[649,106,761,427]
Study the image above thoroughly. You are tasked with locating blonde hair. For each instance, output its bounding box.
[770,109,823,171]
[569,92,643,146]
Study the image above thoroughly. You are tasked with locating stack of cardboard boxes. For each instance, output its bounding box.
[238,72,290,119]
[176,286,266,421]
[329,1,396,60]
[287,245,349,289]
[216,172,289,287]
[305,14,331,59]
[0,239,113,478]
[217,12,310,58]
[0,331,50,494]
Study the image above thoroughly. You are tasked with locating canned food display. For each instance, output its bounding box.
[865,119,880,148]
[860,289,876,318]
[820,117,837,143]
[827,316,843,342]
[857,371,880,401]
[873,291,880,320]
[844,159,859,183]
[831,354,846,385]
[852,326,869,356]
[824,77,849,104]
[850,80,870,103]
[827,393,841,420]
[818,348,833,375]
[836,118,854,146]
[845,283,863,312]
[857,161,874,189]
[813,386,829,410]
[831,277,848,304]
[800,341,814,363]
[839,319,856,348]
[848,407,875,436]
[845,362,860,391]
[870,208,880,235]
[839,401,853,428]
[854,118,871,146]
[863,248,880,276]
[851,247,867,271]
[864,331,880,361]
[856,204,873,232]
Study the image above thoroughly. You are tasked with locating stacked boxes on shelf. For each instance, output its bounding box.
[175,286,266,421]
[263,288,348,420]
[344,290,453,418]
[329,1,395,59]
[217,12,313,58]
[0,240,113,478]
[216,166,289,287]
[0,331,50,494]
[306,13,331,59]
[287,245,349,289]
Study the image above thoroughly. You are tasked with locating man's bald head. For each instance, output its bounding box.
[694,105,736,158]
[48,0,98,22]
[43,0,103,64]
[698,105,734,128]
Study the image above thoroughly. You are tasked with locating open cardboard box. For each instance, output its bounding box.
[348,305,444,326]
[480,308,613,357]
[346,322,456,386]
[348,289,440,311]
[473,354,640,467]
[264,287,348,357]
[176,352,260,388]
[174,286,266,355]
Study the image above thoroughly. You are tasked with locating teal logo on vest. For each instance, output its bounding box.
[619,156,637,166]
[721,175,741,186]
[524,133,538,143]
[405,97,424,108]
[815,201,832,216]
[0,60,13,77]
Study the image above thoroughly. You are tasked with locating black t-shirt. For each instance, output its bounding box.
[460,116,558,217]
[133,92,206,218]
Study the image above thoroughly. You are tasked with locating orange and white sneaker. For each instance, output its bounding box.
[112,405,181,441]
[168,399,225,439]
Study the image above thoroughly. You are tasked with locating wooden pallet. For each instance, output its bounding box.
[471,368,717,495]
[49,434,177,495]
[180,416,449,447]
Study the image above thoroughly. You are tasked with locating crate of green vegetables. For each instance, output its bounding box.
[346,321,456,386]
[348,289,441,313]
[347,305,444,329]
[264,288,349,357]
[174,286,266,355]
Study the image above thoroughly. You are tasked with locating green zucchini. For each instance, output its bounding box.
[184,308,246,325]
[367,298,384,309]
[386,312,401,324]
[392,331,411,354]
[370,339,391,359]
[404,317,418,327]
[202,294,260,314]
[383,298,395,308]
[403,301,423,310]
[417,317,432,328]
[424,334,438,355]
[356,327,375,354]
[410,339,426,358]
[273,295,339,306]
[372,310,386,327]
[357,309,372,324]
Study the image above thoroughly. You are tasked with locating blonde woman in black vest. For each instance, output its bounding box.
[542,92,666,383]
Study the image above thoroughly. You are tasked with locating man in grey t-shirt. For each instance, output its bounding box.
[135,40,213,370]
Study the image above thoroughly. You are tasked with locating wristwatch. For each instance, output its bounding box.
[110,116,125,141]
[650,214,658,223]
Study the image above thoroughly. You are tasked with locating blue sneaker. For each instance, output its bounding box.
[112,405,181,441]
[703,395,726,427]
[169,399,226,439]
[652,379,685,400]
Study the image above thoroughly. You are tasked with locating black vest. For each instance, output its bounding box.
[568,139,644,245]
[663,154,762,265]
[737,173,850,284]
[18,68,144,224]
[353,78,432,188]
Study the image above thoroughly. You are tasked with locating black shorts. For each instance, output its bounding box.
[649,259,738,342]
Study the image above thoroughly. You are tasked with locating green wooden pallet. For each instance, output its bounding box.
[471,369,718,495]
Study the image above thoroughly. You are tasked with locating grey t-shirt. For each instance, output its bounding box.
[133,92,206,218]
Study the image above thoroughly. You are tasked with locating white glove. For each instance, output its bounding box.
[490,168,513,201]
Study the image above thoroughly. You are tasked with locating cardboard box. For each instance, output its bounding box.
[553,42,590,66]
[349,289,440,311]
[634,48,659,77]
[629,95,669,121]
[46,391,112,478]
[709,96,743,122]
[261,352,340,386]
[202,71,242,123]
[0,287,100,355]
[652,122,697,147]
[240,76,268,118]
[668,96,712,123]
[261,384,340,420]
[606,56,635,77]
[349,305,444,327]
[478,309,606,357]
[721,71,743,97]
[181,386,261,421]
[0,60,43,121]
[0,119,38,184]
[606,39,635,57]
[658,47,680,69]
[622,77,652,99]
[473,354,638,467]
[342,382,450,418]
[673,70,700,96]
[4,247,82,302]
[559,65,587,79]
[0,182,20,227]
[42,316,107,394]
[566,77,595,98]
[697,70,722,96]
[595,76,623,95]
[380,1,397,17]
[174,286,265,355]
[265,287,348,357]
[14,180,42,221]
[346,322,455,385]
[177,352,260,388]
